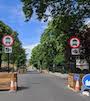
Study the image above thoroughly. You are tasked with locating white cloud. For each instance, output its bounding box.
[23,43,39,59]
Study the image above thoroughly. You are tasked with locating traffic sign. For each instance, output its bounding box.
[82,74,90,88]
[71,48,80,55]
[74,74,80,81]
[76,59,89,70]
[4,47,12,53]
[2,35,14,47]
[69,36,80,48]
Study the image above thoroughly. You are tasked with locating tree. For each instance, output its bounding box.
[21,0,90,19]
[0,21,26,71]
[30,44,42,69]
[21,0,90,37]
[30,21,68,72]
[15,48,26,69]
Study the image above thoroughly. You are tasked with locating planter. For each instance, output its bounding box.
[0,72,17,90]
[41,70,49,74]
[19,69,27,74]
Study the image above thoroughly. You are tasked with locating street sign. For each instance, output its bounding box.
[74,74,80,81]
[4,47,12,53]
[2,35,14,47]
[76,59,89,70]
[69,36,80,48]
[82,74,90,88]
[71,48,80,55]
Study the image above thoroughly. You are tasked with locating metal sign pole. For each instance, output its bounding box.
[7,53,9,72]
[2,35,14,73]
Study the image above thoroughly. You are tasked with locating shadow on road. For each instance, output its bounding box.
[17,86,29,91]
[27,71,40,74]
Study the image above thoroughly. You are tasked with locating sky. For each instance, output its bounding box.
[0,0,48,59]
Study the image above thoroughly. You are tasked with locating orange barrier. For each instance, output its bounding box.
[0,72,17,91]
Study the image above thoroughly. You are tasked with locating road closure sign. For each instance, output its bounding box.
[2,35,14,47]
[69,36,80,48]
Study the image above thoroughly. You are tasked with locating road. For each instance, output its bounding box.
[0,71,90,101]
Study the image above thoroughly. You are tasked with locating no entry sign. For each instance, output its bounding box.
[2,35,14,47]
[69,36,80,48]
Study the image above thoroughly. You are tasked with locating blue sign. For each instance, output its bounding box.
[74,74,80,81]
[82,74,90,88]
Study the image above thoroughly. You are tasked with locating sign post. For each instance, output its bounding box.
[2,35,14,72]
[69,36,81,71]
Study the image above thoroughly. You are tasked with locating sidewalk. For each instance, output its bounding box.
[49,72,68,79]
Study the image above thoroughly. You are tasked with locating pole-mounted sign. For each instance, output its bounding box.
[71,48,80,55]
[2,35,14,47]
[4,47,12,53]
[2,35,14,72]
[69,36,80,48]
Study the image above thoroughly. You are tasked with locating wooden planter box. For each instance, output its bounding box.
[68,73,85,90]
[41,70,49,74]
[0,72,17,90]
[19,69,27,74]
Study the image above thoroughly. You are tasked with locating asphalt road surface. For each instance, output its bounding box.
[0,71,90,101]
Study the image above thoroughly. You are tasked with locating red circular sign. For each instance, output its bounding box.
[69,36,80,48]
[2,35,14,47]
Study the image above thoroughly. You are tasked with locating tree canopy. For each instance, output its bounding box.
[21,0,90,36]
[30,21,68,73]
[21,0,90,21]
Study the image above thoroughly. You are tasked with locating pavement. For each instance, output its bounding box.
[0,71,90,101]
[49,72,68,79]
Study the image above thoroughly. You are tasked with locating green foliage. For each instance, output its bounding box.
[21,0,90,21]
[21,0,90,35]
[54,54,64,64]
[0,21,26,70]
[30,21,67,72]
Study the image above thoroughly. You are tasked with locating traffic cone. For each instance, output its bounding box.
[75,80,80,91]
[14,81,17,91]
[9,80,15,92]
